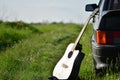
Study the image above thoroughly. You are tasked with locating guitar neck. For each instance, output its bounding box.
[71,18,90,52]
[71,9,99,52]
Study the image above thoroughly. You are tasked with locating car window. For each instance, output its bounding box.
[110,0,120,10]
[103,0,110,10]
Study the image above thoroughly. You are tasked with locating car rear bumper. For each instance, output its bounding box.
[92,42,120,69]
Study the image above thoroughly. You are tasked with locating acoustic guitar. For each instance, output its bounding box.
[49,9,99,80]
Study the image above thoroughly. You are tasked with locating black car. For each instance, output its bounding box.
[86,0,120,75]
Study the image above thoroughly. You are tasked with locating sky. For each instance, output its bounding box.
[0,0,99,23]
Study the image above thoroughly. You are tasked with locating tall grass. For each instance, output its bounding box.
[0,22,81,80]
[0,22,120,80]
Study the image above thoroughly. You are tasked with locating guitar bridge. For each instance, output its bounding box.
[62,64,68,68]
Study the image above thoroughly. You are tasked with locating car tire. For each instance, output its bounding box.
[93,58,107,77]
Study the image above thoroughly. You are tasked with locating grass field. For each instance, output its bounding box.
[0,22,120,80]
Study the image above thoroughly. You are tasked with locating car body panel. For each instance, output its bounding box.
[86,0,120,74]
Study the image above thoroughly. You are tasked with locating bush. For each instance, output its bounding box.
[0,21,42,51]
[2,21,29,29]
[0,30,23,50]
[0,20,3,24]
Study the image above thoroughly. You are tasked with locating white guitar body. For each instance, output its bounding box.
[53,43,79,79]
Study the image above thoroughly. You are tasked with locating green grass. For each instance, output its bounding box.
[0,22,120,80]
[0,21,40,50]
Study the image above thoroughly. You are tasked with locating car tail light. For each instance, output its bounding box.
[96,31,107,44]
[96,30,120,45]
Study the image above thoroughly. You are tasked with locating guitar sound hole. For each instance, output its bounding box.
[68,51,73,58]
